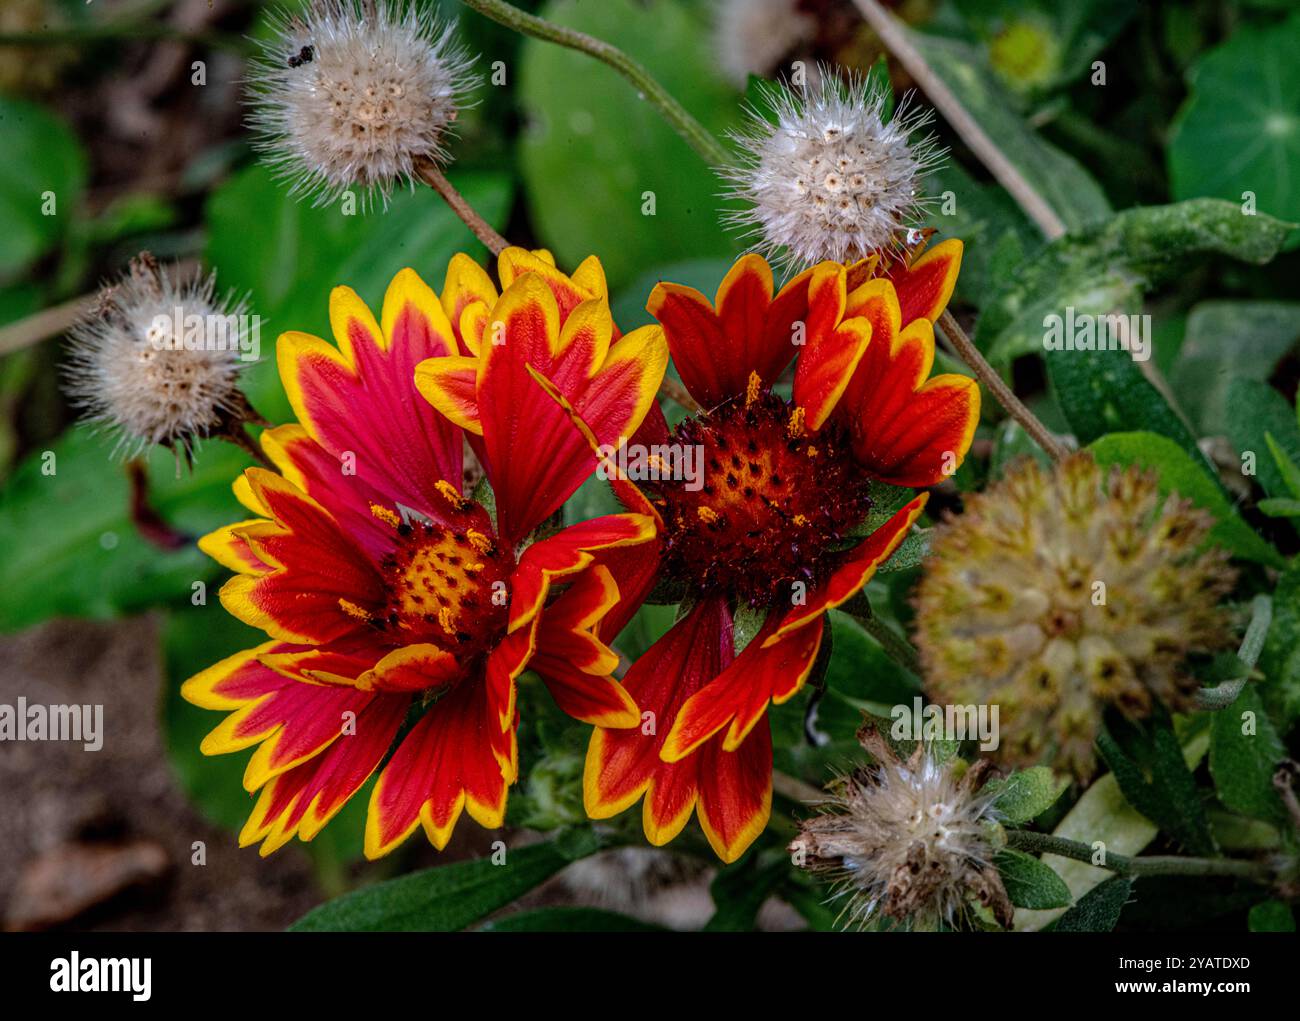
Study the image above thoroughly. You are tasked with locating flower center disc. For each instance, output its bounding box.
[658,389,872,606]
[376,521,510,661]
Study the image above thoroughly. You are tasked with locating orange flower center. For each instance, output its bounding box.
[657,386,872,606]
[373,519,511,658]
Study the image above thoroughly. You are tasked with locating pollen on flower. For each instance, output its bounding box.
[376,516,510,658]
[792,726,1012,931]
[245,0,478,207]
[63,253,250,462]
[656,386,872,606]
[914,453,1237,779]
[722,67,942,268]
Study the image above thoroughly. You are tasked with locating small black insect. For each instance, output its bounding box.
[286,45,315,68]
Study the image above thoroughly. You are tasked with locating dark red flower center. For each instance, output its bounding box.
[371,518,511,660]
[655,382,872,607]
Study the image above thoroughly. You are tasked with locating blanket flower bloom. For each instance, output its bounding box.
[578,237,979,861]
[184,248,666,857]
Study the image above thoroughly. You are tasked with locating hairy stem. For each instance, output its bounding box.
[414,158,509,256]
[458,0,731,166]
[1005,829,1275,882]
[938,310,1068,462]
[841,591,922,675]
[849,0,1066,240]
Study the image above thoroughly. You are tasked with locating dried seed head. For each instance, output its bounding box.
[793,727,1011,931]
[63,255,250,462]
[714,0,816,88]
[722,68,941,269]
[915,453,1237,779]
[246,0,477,207]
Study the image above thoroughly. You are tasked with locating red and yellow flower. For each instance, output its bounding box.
[184,248,666,857]
[579,237,980,862]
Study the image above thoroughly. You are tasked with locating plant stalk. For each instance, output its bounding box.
[458,0,731,166]
[1005,829,1275,882]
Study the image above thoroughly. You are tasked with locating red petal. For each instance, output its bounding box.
[584,598,733,846]
[772,494,929,640]
[696,717,773,863]
[884,238,963,326]
[661,612,823,761]
[241,693,408,855]
[365,679,513,857]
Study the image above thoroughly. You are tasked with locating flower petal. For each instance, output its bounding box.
[695,718,773,864]
[661,611,823,761]
[241,693,408,856]
[770,494,929,640]
[508,512,658,634]
[884,238,963,326]
[277,272,463,522]
[218,470,385,644]
[584,598,732,847]
[365,680,513,857]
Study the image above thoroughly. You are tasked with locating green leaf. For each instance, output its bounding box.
[1048,876,1132,932]
[205,164,511,421]
[518,0,741,290]
[1168,15,1300,233]
[0,426,249,632]
[1210,686,1288,826]
[1226,378,1300,502]
[905,29,1111,232]
[480,908,664,932]
[1266,433,1300,500]
[994,850,1072,909]
[984,766,1067,824]
[1170,302,1300,436]
[981,199,1294,364]
[290,831,602,931]
[0,97,87,278]
[1258,562,1300,730]
[1248,900,1296,932]
[1089,431,1284,568]
[1097,721,1216,855]
[1259,497,1300,518]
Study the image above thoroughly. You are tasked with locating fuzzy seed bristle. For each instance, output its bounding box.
[245,0,478,208]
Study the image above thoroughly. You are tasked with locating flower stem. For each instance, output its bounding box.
[1005,829,1275,882]
[414,158,509,256]
[938,310,1068,462]
[848,0,1066,240]
[457,0,731,167]
[841,591,922,675]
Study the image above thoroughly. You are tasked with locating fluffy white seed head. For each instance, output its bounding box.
[64,255,249,461]
[723,69,941,268]
[714,0,816,88]
[246,0,477,207]
[793,729,1010,931]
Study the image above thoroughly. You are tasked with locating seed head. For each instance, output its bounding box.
[915,454,1237,779]
[63,255,250,462]
[722,68,940,268]
[793,727,1011,931]
[246,0,477,207]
